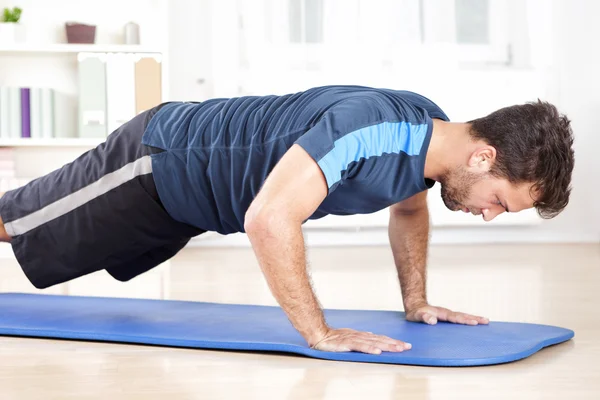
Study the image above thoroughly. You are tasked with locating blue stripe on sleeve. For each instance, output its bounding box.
[317,121,429,188]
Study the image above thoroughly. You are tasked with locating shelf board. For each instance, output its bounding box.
[0,44,162,55]
[0,138,104,147]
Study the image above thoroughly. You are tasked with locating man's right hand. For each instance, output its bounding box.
[310,328,412,355]
[245,146,411,357]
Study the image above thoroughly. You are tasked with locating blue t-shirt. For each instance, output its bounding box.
[142,85,449,234]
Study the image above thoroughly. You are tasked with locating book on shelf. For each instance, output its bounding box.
[20,88,30,138]
[0,52,163,143]
[79,52,163,139]
[106,53,137,135]
[78,53,108,139]
[0,86,75,140]
[135,55,162,115]
[0,87,21,139]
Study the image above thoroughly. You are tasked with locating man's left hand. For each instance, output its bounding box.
[405,304,489,326]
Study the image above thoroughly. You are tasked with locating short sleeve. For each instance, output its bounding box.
[294,96,433,195]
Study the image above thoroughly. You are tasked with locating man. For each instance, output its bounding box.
[0,85,574,355]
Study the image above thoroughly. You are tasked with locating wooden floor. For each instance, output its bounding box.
[0,243,598,399]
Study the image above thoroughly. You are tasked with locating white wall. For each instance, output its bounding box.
[166,0,214,102]
[0,0,168,46]
[0,0,594,251]
[166,0,599,246]
[167,0,599,246]
[545,0,600,243]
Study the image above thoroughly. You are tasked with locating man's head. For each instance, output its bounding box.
[439,100,574,221]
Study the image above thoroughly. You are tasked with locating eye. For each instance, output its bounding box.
[495,197,508,211]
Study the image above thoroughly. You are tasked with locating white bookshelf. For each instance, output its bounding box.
[0,0,169,195]
[0,44,162,55]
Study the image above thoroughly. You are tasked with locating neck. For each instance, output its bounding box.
[424,119,472,182]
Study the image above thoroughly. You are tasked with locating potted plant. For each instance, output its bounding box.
[0,7,24,44]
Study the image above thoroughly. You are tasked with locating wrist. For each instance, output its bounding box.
[404,296,428,312]
[305,323,331,347]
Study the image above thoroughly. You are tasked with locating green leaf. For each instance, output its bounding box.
[2,7,22,23]
[12,7,22,23]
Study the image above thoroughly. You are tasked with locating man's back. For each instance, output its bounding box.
[143,85,449,234]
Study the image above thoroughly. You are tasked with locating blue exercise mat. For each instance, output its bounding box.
[0,293,573,366]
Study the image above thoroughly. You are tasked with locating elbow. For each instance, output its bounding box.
[244,212,262,235]
[244,206,301,237]
[244,202,261,233]
[244,215,267,236]
[244,206,279,235]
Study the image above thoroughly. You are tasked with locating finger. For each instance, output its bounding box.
[430,309,456,323]
[351,338,399,353]
[445,312,471,325]
[472,315,490,324]
[360,332,412,351]
[359,335,412,351]
[377,336,412,350]
[350,338,410,353]
[344,331,411,351]
[456,313,489,325]
[345,339,384,355]
[360,331,413,349]
[430,308,488,325]
[422,313,438,325]
[444,312,483,325]
[430,307,451,321]
[409,308,437,324]
[313,339,351,352]
[357,332,409,346]
[315,331,413,353]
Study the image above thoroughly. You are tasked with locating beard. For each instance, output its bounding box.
[439,168,483,212]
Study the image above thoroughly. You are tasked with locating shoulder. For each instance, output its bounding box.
[322,87,449,125]
[385,90,450,122]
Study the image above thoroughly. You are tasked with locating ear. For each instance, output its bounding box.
[467,145,496,173]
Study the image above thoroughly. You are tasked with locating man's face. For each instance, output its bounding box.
[439,166,536,222]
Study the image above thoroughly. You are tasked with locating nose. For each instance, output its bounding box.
[482,206,505,222]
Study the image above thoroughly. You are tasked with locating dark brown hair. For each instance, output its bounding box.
[468,100,575,219]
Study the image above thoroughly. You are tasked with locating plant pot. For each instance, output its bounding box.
[0,23,25,44]
[65,22,96,44]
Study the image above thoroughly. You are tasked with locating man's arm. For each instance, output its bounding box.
[389,192,489,325]
[245,144,328,343]
[388,191,430,312]
[246,144,410,354]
